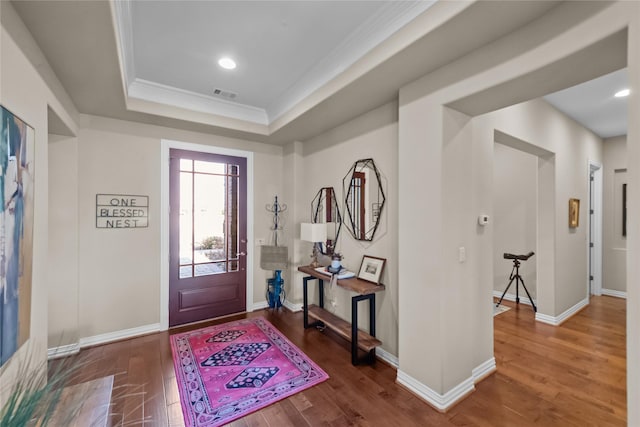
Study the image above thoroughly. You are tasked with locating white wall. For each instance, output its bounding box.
[603,135,627,294]
[281,141,304,306]
[76,125,162,338]
[290,101,399,357]
[397,1,633,412]
[1,0,78,389]
[493,143,537,299]
[47,114,284,342]
[48,135,79,348]
[477,100,603,316]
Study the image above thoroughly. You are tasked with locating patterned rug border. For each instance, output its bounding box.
[170,316,329,427]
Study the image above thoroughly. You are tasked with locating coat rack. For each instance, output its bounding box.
[265,195,287,246]
[262,196,288,308]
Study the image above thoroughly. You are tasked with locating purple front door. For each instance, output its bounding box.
[169,149,247,327]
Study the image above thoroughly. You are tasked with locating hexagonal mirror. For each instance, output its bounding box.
[311,187,342,254]
[343,158,386,241]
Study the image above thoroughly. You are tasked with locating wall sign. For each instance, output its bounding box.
[96,194,149,228]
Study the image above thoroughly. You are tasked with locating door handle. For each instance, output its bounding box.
[237,251,247,257]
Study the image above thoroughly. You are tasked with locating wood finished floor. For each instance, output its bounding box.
[68,295,626,426]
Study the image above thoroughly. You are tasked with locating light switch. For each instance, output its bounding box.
[458,247,466,263]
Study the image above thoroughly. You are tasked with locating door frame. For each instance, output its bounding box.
[160,139,254,330]
[588,160,603,297]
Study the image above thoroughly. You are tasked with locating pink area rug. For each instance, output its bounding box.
[170,317,329,426]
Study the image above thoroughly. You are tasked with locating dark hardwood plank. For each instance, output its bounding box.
[57,295,625,426]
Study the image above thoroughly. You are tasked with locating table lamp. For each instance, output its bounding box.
[300,223,327,268]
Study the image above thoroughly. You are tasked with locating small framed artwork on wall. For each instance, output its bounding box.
[569,198,580,228]
[357,255,386,284]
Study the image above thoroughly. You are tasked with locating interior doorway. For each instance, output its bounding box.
[491,130,555,317]
[492,142,538,308]
[589,162,603,296]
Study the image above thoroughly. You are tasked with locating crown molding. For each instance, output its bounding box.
[128,79,269,126]
[266,1,436,123]
[110,0,135,88]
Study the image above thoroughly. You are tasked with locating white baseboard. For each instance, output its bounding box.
[376,347,399,368]
[252,301,270,311]
[395,357,495,411]
[601,288,627,299]
[396,370,474,412]
[283,300,303,312]
[79,323,161,348]
[472,357,496,383]
[493,290,535,307]
[253,300,303,312]
[535,297,589,326]
[49,323,161,360]
[47,343,80,359]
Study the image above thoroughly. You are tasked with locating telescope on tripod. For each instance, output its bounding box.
[495,251,537,312]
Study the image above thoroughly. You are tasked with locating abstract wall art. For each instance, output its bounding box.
[0,106,35,366]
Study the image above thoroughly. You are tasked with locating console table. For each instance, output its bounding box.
[298,265,385,365]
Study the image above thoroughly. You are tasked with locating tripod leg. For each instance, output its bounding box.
[496,275,517,307]
[518,276,537,312]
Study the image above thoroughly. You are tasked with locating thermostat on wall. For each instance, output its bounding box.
[478,214,489,226]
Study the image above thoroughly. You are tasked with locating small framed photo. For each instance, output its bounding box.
[568,198,580,228]
[357,255,386,284]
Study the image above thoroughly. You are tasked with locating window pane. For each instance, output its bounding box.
[194,160,225,174]
[179,266,193,279]
[194,173,227,271]
[179,171,193,265]
[227,175,239,261]
[195,262,226,276]
[180,159,193,172]
[176,157,241,279]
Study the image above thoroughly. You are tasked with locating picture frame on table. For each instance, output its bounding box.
[357,255,386,284]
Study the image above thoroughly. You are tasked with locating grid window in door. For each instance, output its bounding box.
[178,159,240,278]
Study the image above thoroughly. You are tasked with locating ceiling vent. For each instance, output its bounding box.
[213,88,238,100]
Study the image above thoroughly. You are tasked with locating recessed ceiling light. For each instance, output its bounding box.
[218,57,236,70]
[614,88,630,98]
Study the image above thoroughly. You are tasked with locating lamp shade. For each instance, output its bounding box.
[325,222,337,240]
[300,222,327,243]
